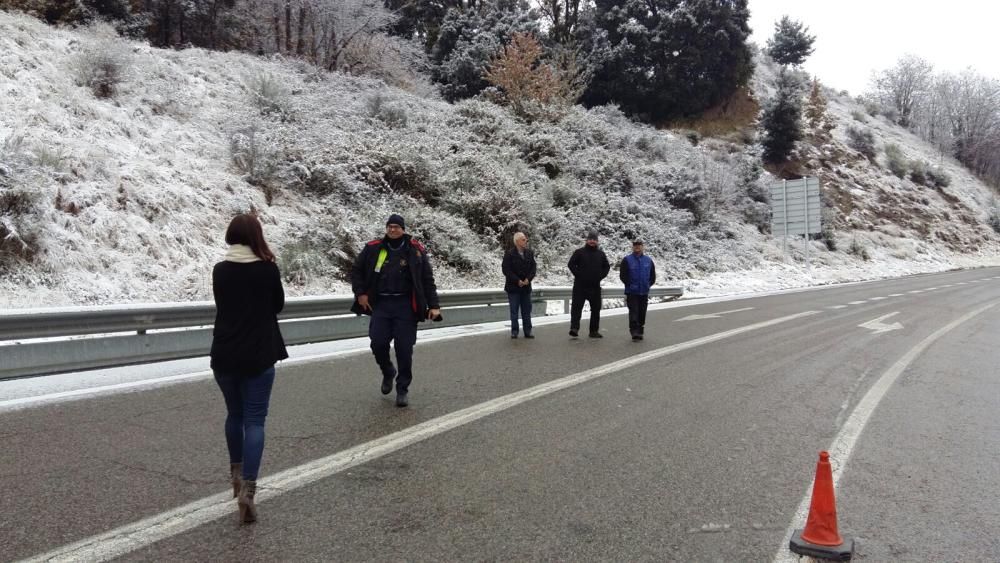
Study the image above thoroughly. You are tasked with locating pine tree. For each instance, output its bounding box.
[804,78,835,143]
[578,0,753,123]
[429,0,540,101]
[761,70,804,164]
[765,15,815,66]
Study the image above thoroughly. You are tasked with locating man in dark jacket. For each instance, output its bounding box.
[351,214,440,407]
[619,239,656,341]
[567,231,610,338]
[502,231,537,339]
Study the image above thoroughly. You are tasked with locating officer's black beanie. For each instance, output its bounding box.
[386,214,405,230]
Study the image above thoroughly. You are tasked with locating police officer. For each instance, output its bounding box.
[351,214,441,407]
[619,239,656,341]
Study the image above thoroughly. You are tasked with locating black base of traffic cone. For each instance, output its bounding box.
[789,529,854,561]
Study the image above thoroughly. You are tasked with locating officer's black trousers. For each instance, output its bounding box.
[570,286,602,334]
[369,295,418,393]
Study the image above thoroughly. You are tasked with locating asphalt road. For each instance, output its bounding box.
[4,267,1000,562]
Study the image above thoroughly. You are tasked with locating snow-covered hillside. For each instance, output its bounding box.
[1,10,998,308]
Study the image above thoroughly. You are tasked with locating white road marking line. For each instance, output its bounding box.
[869,296,886,301]
[927,287,939,290]
[957,282,968,285]
[848,301,867,305]
[674,307,755,321]
[941,285,953,288]
[908,290,923,294]
[827,305,847,310]
[773,301,1000,563]
[888,294,904,297]
[28,311,821,563]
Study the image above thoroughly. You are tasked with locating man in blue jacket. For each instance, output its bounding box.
[619,239,656,341]
[351,214,441,407]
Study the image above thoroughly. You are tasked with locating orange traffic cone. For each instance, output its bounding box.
[789,451,854,561]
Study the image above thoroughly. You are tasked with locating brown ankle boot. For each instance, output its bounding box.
[229,463,242,499]
[238,480,257,524]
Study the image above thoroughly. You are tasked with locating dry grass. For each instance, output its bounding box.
[667,86,760,141]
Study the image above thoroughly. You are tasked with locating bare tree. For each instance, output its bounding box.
[868,54,934,128]
[535,0,582,44]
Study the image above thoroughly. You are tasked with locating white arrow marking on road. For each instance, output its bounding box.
[674,307,754,321]
[858,311,903,334]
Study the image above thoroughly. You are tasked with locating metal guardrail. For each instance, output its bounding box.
[0,286,682,380]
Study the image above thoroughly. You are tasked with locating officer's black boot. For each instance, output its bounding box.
[380,366,396,395]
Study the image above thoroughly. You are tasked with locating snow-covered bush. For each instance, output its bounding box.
[75,32,131,98]
[360,149,441,205]
[883,143,908,178]
[908,159,928,186]
[848,237,871,261]
[229,127,280,190]
[846,126,876,160]
[926,167,951,188]
[366,92,408,128]
[246,71,291,120]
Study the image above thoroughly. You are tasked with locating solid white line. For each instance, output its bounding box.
[27,310,821,562]
[772,301,1000,563]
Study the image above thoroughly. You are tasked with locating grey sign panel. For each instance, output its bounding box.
[770,177,821,236]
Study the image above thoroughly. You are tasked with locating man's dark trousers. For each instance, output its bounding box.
[369,295,417,393]
[570,286,602,334]
[626,294,649,336]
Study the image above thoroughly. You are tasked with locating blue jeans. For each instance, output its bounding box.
[507,290,533,335]
[214,366,276,481]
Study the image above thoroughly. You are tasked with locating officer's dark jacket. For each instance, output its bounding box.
[211,260,289,375]
[502,247,537,293]
[350,234,440,321]
[568,245,610,288]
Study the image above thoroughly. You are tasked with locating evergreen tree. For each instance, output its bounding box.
[765,15,815,66]
[804,78,835,142]
[577,0,754,123]
[761,70,804,164]
[384,0,454,51]
[429,0,539,101]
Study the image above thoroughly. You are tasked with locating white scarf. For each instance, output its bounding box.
[224,244,262,263]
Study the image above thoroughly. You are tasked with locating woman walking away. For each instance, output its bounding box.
[211,214,288,524]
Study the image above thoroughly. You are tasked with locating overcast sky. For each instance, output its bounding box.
[748,1,1000,96]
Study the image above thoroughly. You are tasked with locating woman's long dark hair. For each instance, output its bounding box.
[225,214,276,262]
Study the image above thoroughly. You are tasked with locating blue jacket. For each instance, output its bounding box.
[619,253,656,295]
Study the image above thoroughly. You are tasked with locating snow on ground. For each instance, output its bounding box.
[1,10,998,310]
